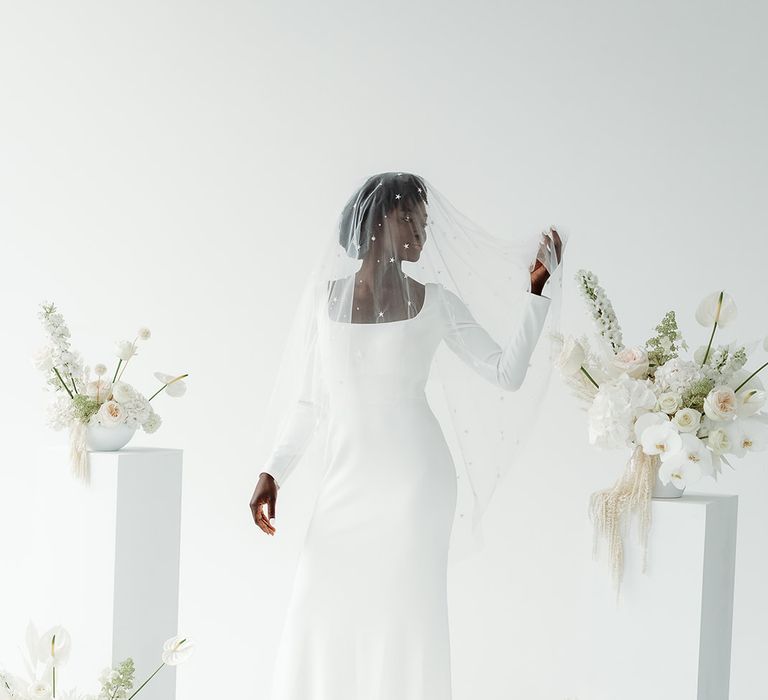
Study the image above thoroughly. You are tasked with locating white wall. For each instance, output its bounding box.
[1,1,766,698]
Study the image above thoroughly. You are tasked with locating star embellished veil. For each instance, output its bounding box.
[254,171,567,565]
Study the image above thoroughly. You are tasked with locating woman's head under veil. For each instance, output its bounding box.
[255,170,567,566]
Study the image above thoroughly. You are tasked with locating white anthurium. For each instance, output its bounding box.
[554,336,586,376]
[153,372,187,398]
[731,417,768,455]
[703,385,738,421]
[633,411,669,444]
[161,635,195,666]
[641,421,683,459]
[672,407,702,433]
[612,346,649,379]
[37,625,72,666]
[114,340,137,361]
[695,290,737,328]
[658,433,708,487]
[736,388,766,416]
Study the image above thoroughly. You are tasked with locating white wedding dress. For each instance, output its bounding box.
[263,281,551,700]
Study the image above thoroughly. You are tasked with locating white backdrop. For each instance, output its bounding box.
[1,1,766,699]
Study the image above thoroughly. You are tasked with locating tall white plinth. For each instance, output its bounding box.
[33,447,183,699]
[581,493,738,700]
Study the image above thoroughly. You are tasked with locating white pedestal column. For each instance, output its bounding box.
[581,493,738,700]
[33,447,183,700]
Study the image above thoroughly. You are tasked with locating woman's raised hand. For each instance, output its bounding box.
[250,472,278,536]
[529,227,563,295]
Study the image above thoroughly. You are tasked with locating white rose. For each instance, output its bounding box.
[703,385,738,421]
[115,340,137,361]
[706,427,732,454]
[97,400,126,426]
[657,392,681,415]
[613,346,649,379]
[554,336,586,376]
[111,381,136,404]
[672,407,702,433]
[641,421,683,459]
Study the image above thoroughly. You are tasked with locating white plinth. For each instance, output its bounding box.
[581,493,738,700]
[33,447,183,699]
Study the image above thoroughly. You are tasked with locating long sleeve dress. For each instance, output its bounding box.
[262,281,551,700]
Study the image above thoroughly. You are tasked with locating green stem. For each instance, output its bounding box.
[69,372,79,395]
[52,368,74,399]
[148,373,189,402]
[701,291,723,366]
[580,365,600,389]
[52,664,56,698]
[126,662,165,700]
[734,360,768,393]
[112,359,122,383]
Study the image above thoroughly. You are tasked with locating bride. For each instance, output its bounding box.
[250,171,565,699]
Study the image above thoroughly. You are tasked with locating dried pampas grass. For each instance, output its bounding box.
[69,422,90,484]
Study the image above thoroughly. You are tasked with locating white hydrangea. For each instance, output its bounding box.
[653,358,704,394]
[588,373,657,449]
[142,410,162,434]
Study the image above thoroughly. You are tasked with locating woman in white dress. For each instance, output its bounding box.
[250,172,565,699]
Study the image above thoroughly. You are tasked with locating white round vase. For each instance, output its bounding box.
[652,469,685,499]
[86,423,136,451]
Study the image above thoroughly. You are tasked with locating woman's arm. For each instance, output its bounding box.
[440,287,551,391]
[259,340,326,489]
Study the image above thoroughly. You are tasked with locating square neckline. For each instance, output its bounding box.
[326,281,433,326]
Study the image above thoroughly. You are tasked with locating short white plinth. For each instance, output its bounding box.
[34,447,183,700]
[582,493,738,700]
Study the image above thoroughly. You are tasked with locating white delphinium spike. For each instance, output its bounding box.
[575,269,624,354]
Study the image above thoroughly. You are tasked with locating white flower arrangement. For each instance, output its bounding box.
[35,302,189,482]
[0,622,193,700]
[553,272,767,598]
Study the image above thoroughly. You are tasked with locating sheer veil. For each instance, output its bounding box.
[254,171,567,566]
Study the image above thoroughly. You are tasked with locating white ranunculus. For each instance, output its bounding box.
[142,410,162,434]
[554,336,586,376]
[658,433,708,487]
[613,346,649,379]
[154,372,187,398]
[111,381,136,404]
[633,411,670,444]
[96,400,126,426]
[672,407,702,433]
[33,346,55,372]
[37,625,71,666]
[115,340,137,361]
[703,385,738,421]
[695,290,737,328]
[641,421,683,459]
[706,426,733,454]
[736,388,766,416]
[161,635,195,666]
[657,392,681,415]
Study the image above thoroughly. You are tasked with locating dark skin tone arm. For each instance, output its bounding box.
[250,226,563,536]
